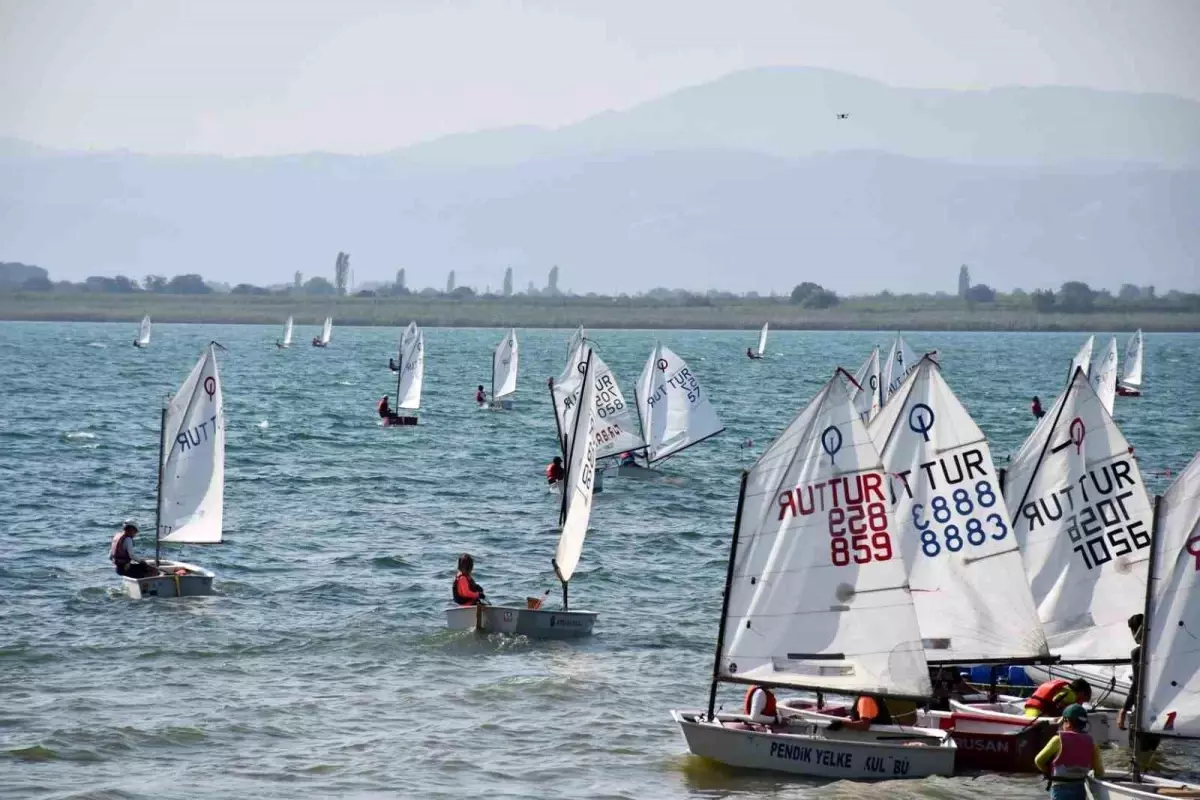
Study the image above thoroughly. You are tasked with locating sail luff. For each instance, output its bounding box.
[554,348,599,585]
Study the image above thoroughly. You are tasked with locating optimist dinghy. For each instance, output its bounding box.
[1118,329,1145,397]
[276,316,293,349]
[312,316,332,348]
[446,348,601,639]
[549,336,644,473]
[383,322,423,426]
[671,369,956,780]
[747,323,768,359]
[123,343,226,599]
[133,315,151,348]
[490,328,518,410]
[1088,449,1200,799]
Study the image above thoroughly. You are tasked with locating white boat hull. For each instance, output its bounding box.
[671,709,956,780]
[616,463,656,480]
[489,399,515,411]
[949,697,1119,746]
[1089,773,1200,799]
[1023,664,1131,710]
[445,604,597,639]
[121,560,215,599]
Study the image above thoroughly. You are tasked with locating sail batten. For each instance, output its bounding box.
[636,343,724,464]
[867,358,1049,662]
[159,345,224,544]
[719,371,932,697]
[1003,368,1153,662]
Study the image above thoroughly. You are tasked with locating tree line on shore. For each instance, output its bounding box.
[1,260,1197,314]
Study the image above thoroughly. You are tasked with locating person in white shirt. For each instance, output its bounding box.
[744,685,780,725]
[109,521,157,578]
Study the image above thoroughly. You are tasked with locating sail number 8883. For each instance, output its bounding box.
[828,503,893,566]
[911,481,1007,557]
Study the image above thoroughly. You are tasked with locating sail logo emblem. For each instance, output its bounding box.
[1186,535,1200,572]
[203,377,216,400]
[1051,417,1086,455]
[821,426,842,464]
[656,358,669,371]
[869,375,877,391]
[908,403,935,442]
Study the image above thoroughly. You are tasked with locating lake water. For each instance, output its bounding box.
[1,323,1197,799]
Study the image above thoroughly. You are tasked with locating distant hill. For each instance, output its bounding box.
[2,67,1198,293]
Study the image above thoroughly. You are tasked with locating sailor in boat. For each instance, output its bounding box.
[746,347,762,360]
[1032,395,1046,419]
[1116,612,1163,769]
[1034,704,1105,800]
[1116,385,1141,397]
[275,340,285,349]
[1025,678,1092,719]
[546,456,565,485]
[452,554,486,606]
[834,694,918,731]
[743,685,781,728]
[133,338,141,348]
[377,395,400,423]
[929,666,975,711]
[109,521,159,579]
[388,357,399,372]
[475,385,486,405]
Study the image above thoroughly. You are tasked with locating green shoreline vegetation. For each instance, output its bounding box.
[1,261,1197,331]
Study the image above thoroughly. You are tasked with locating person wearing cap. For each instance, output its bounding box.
[1117,612,1164,769]
[109,522,158,579]
[1034,703,1105,799]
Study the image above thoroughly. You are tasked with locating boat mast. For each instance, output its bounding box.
[555,350,593,611]
[491,340,496,402]
[1131,495,1163,782]
[548,377,566,456]
[706,471,748,720]
[153,403,167,564]
[394,336,404,406]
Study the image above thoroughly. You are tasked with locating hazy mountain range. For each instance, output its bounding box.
[2,66,1197,294]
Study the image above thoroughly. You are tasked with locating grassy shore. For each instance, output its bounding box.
[0,292,1197,332]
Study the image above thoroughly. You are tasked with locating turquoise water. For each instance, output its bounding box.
[1,323,1197,799]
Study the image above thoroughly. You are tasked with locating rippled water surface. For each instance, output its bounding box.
[2,323,1198,799]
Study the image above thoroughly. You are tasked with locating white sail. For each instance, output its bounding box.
[720,370,931,696]
[1120,329,1144,390]
[281,316,293,347]
[137,315,152,346]
[160,345,224,544]
[1069,336,1095,381]
[1090,337,1119,414]
[492,328,519,399]
[850,348,882,424]
[396,328,424,410]
[756,323,769,356]
[567,325,585,357]
[636,342,725,464]
[1003,368,1153,662]
[554,349,599,584]
[882,335,920,402]
[1142,450,1200,736]
[867,358,1049,662]
[552,343,644,459]
[320,316,333,345]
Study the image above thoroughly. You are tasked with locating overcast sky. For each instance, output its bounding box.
[2,0,1198,156]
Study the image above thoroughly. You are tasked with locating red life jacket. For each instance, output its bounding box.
[743,686,777,718]
[1025,679,1071,715]
[546,463,562,480]
[1052,729,1094,780]
[453,572,482,605]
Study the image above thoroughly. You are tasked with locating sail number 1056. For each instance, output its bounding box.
[829,503,893,566]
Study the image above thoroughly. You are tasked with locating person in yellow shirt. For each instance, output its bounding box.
[1034,704,1104,800]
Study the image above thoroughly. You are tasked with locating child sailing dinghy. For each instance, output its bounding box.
[1117,329,1145,397]
[276,316,293,349]
[621,342,724,477]
[447,348,601,639]
[133,315,151,348]
[1089,450,1200,799]
[549,338,644,463]
[748,323,768,359]
[490,328,518,410]
[671,369,956,780]
[383,322,423,426]
[313,316,332,348]
[123,343,225,599]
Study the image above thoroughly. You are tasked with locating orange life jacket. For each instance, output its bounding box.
[453,572,482,605]
[1025,679,1072,715]
[743,686,777,717]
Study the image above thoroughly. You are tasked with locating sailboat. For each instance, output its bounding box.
[1069,335,1096,381]
[313,316,332,348]
[1118,329,1145,397]
[549,338,644,461]
[133,315,151,348]
[748,323,768,359]
[1089,450,1200,799]
[383,321,423,426]
[952,367,1154,742]
[276,316,293,349]
[446,348,601,638]
[850,348,882,424]
[122,343,225,599]
[624,342,724,474]
[1090,337,1119,415]
[490,328,518,410]
[882,334,920,403]
[671,369,956,779]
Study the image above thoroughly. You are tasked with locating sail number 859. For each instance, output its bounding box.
[829,502,893,566]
